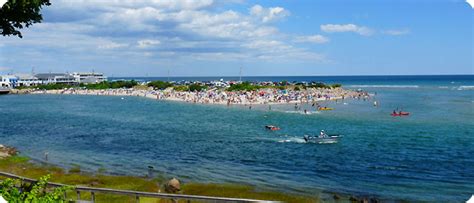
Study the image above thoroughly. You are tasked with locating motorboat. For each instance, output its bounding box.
[265,125,280,131]
[303,134,342,144]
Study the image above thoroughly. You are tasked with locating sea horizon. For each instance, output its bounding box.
[110,74,474,78]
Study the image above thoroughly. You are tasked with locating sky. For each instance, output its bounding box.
[0,0,473,77]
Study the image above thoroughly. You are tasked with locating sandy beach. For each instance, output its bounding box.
[26,87,369,105]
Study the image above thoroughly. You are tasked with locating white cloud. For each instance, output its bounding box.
[383,29,410,36]
[294,35,329,44]
[54,0,215,11]
[2,0,327,74]
[250,4,290,23]
[321,24,374,36]
[137,40,161,48]
[244,40,289,50]
[466,0,473,8]
[98,42,128,49]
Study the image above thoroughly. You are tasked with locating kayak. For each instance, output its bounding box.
[318,107,334,111]
[265,125,280,131]
[391,112,410,116]
[303,135,342,144]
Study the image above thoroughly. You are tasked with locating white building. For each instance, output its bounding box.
[16,74,41,87]
[0,75,19,88]
[34,73,77,85]
[71,72,107,84]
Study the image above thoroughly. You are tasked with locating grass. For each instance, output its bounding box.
[0,155,319,203]
[182,183,318,203]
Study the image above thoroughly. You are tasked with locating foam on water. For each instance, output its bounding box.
[457,86,474,90]
[283,110,321,115]
[349,85,420,88]
[277,137,307,143]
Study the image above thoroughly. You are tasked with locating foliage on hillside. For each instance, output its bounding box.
[188,83,207,92]
[147,81,172,90]
[0,175,73,202]
[80,80,138,89]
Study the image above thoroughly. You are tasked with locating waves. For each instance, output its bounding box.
[348,85,474,90]
[277,137,307,143]
[457,86,474,90]
[283,110,321,115]
[349,85,420,88]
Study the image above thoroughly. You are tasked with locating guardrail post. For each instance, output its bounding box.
[91,191,95,203]
[77,191,81,201]
[135,194,139,203]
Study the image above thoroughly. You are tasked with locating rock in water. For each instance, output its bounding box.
[0,144,17,159]
[165,178,181,193]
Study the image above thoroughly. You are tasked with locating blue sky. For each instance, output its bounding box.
[0,0,472,76]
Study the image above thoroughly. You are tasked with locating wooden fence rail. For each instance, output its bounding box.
[0,171,279,203]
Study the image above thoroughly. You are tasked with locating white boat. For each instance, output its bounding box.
[0,87,10,95]
[303,134,342,144]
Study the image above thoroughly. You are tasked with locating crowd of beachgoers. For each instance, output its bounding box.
[27,86,370,105]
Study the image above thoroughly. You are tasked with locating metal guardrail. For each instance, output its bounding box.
[0,171,279,203]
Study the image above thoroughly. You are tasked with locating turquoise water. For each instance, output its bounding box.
[0,76,473,201]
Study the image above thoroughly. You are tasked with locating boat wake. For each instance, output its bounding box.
[283,111,321,115]
[277,137,307,143]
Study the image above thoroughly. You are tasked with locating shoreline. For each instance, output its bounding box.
[0,144,386,203]
[14,87,369,106]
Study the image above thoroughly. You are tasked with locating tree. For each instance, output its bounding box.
[1,0,51,38]
[0,175,73,202]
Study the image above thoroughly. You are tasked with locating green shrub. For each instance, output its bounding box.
[147,80,172,90]
[306,82,329,89]
[227,82,261,91]
[189,84,207,92]
[34,83,72,90]
[81,80,138,89]
[0,175,73,202]
[173,85,189,91]
[331,84,342,88]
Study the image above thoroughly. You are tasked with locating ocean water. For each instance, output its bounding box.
[0,75,473,201]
